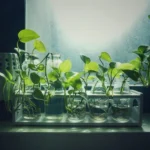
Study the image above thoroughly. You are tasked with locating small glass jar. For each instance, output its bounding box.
[44,86,64,122]
[89,98,109,122]
[111,98,132,123]
[22,95,42,121]
[47,53,62,73]
[66,96,86,123]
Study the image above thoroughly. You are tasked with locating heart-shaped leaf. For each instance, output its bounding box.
[130,57,141,70]
[48,71,58,82]
[122,70,140,81]
[18,29,40,43]
[99,52,112,62]
[34,40,47,53]
[84,61,99,72]
[30,72,40,84]
[80,55,91,64]
[33,89,44,100]
[59,59,72,73]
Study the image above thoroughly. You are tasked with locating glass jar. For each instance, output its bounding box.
[111,98,132,123]
[66,96,86,123]
[89,98,109,122]
[44,86,64,122]
[44,97,64,122]
[47,53,62,73]
[21,95,42,121]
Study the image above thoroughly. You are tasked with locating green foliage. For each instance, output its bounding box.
[48,71,58,82]
[122,70,140,81]
[84,61,99,72]
[117,63,135,70]
[30,72,40,84]
[33,89,44,100]
[109,62,116,69]
[70,79,82,90]
[34,40,47,53]
[18,29,40,43]
[59,59,72,73]
[99,52,112,62]
[80,55,91,64]
[129,57,141,70]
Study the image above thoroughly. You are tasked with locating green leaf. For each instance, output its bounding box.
[37,64,45,72]
[133,46,148,61]
[40,77,46,84]
[137,45,148,53]
[67,72,83,83]
[122,70,140,81]
[84,61,99,72]
[34,40,47,53]
[20,71,28,79]
[65,72,75,79]
[59,59,72,73]
[80,55,91,64]
[109,62,116,69]
[71,79,82,90]
[33,89,44,100]
[108,68,121,78]
[130,57,141,70]
[48,71,58,82]
[18,29,40,43]
[148,15,150,19]
[4,70,13,81]
[87,76,96,81]
[99,52,112,62]
[68,89,74,95]
[30,72,40,84]
[96,74,105,81]
[99,64,108,73]
[117,63,135,70]
[0,72,8,81]
[28,64,37,70]
[24,77,33,86]
[62,81,70,88]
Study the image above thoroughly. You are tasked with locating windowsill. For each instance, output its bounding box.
[0,113,150,133]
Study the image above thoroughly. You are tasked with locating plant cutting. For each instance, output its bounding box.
[80,55,99,92]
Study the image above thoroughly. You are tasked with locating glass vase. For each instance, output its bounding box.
[66,96,86,123]
[22,95,42,121]
[44,97,64,122]
[111,98,132,123]
[89,98,109,122]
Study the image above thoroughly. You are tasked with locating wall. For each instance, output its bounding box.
[0,0,25,53]
[26,0,150,71]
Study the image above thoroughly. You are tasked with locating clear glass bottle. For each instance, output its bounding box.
[111,98,132,123]
[44,86,64,122]
[47,53,62,73]
[89,98,109,122]
[67,96,86,123]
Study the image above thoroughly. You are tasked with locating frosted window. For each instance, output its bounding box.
[26,0,150,71]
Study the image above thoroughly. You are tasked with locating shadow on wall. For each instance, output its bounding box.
[0,0,25,53]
